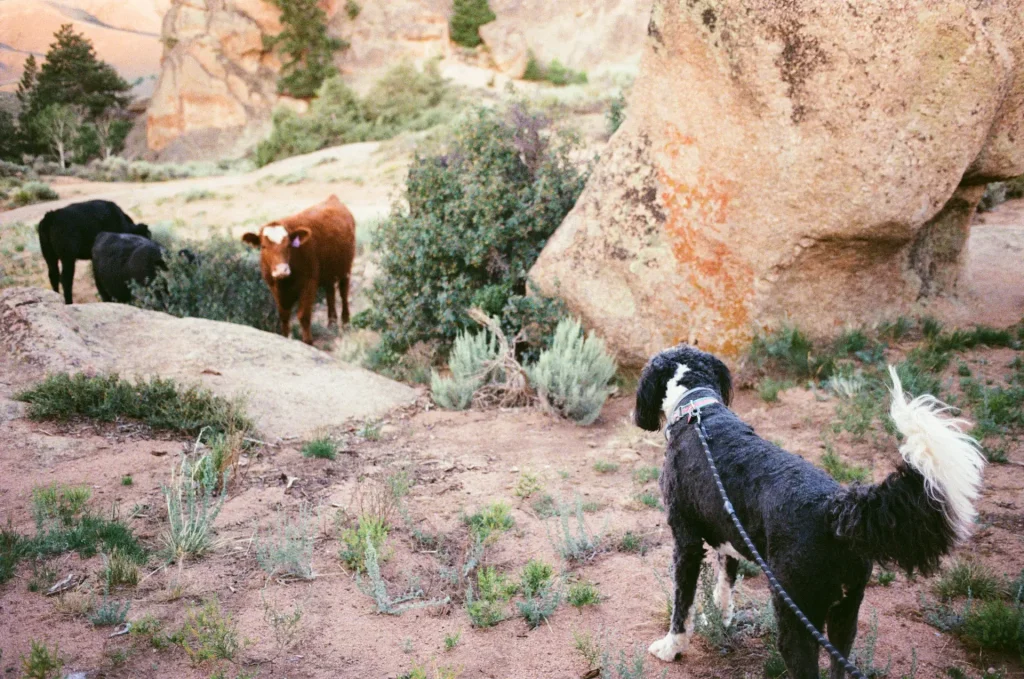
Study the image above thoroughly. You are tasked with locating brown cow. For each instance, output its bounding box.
[242,195,356,344]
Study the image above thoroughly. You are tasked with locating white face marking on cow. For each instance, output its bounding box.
[271,263,291,279]
[661,363,692,420]
[264,225,288,244]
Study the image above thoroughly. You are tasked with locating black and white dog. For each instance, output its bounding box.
[634,344,985,679]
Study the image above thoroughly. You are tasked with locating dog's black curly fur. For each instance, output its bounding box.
[635,344,963,679]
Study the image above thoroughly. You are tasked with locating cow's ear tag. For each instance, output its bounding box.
[291,236,301,248]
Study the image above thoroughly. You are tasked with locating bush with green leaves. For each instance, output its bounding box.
[450,0,496,47]
[431,329,498,410]
[255,63,455,166]
[528,318,617,425]
[20,640,63,679]
[355,104,588,354]
[178,599,244,665]
[339,515,390,573]
[16,372,252,438]
[131,238,278,333]
[607,93,627,135]
[10,181,58,206]
[463,502,515,542]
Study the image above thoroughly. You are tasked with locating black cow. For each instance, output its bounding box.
[37,200,150,304]
[91,232,167,303]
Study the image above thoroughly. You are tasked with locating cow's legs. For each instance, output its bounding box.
[46,257,61,293]
[60,258,76,304]
[278,302,292,339]
[298,283,317,345]
[324,280,337,327]
[340,275,350,325]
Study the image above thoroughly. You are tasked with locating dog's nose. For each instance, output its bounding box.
[271,263,291,279]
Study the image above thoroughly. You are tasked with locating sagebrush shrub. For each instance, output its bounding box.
[11,181,58,206]
[355,104,587,354]
[528,318,616,425]
[161,454,227,561]
[131,238,278,333]
[431,329,498,410]
[256,504,315,579]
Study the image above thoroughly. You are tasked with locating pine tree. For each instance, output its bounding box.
[263,0,347,98]
[16,54,38,106]
[0,110,20,162]
[28,24,131,120]
[450,0,496,48]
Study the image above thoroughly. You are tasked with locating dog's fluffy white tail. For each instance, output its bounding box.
[887,365,985,541]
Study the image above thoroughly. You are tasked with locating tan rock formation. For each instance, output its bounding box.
[0,287,419,438]
[530,0,1024,365]
[480,0,651,78]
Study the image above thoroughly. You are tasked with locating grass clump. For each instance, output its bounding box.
[528,318,617,425]
[758,377,794,403]
[339,515,390,573]
[20,640,63,679]
[16,373,252,438]
[463,502,515,542]
[593,460,619,474]
[444,630,461,651]
[161,453,227,562]
[616,531,648,555]
[301,436,338,460]
[934,560,1005,601]
[431,329,498,410]
[749,326,827,379]
[514,471,543,499]
[549,497,603,564]
[632,466,660,485]
[820,448,871,484]
[256,504,315,579]
[530,493,558,519]
[450,0,495,47]
[634,491,662,510]
[101,548,140,588]
[178,599,244,665]
[133,237,278,333]
[355,103,587,356]
[567,580,601,608]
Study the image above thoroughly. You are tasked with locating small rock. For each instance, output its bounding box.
[509,466,519,473]
[619,451,641,463]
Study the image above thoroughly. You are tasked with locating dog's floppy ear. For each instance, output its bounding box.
[634,355,674,431]
[710,354,733,406]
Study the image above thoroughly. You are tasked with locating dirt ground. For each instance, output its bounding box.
[1,335,1023,678]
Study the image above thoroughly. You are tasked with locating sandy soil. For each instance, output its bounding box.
[1,337,1022,678]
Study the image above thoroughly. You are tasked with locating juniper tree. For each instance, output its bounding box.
[263,0,347,98]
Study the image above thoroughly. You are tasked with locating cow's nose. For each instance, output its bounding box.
[271,264,291,279]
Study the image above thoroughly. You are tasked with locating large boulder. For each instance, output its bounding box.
[530,0,1024,365]
[0,288,419,439]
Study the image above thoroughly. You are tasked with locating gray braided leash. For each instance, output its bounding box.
[684,404,867,679]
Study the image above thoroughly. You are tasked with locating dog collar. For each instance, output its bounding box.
[664,387,721,441]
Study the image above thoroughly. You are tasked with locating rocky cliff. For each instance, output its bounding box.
[529,0,1024,365]
[142,0,650,159]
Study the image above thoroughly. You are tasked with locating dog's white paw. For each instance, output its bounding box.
[648,633,688,662]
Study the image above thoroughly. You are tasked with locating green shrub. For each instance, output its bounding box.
[634,491,662,510]
[520,52,587,85]
[593,460,619,474]
[339,515,390,573]
[302,436,338,460]
[256,504,315,579]
[1,524,28,584]
[548,497,603,563]
[606,93,626,135]
[355,104,587,353]
[450,0,496,47]
[528,318,617,425]
[179,599,244,664]
[21,640,62,679]
[567,580,601,608]
[632,466,659,485]
[132,238,278,333]
[520,559,554,598]
[616,531,648,555]
[345,0,361,19]
[758,377,793,403]
[749,325,829,379]
[263,0,346,98]
[101,548,140,588]
[16,373,252,437]
[463,502,514,542]
[11,181,58,206]
[517,581,562,628]
[89,591,130,626]
[431,329,498,410]
[935,560,1005,601]
[960,600,1024,656]
[522,51,545,81]
[820,449,870,484]
[255,63,454,166]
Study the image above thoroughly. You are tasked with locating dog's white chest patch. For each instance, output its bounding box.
[661,363,691,420]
